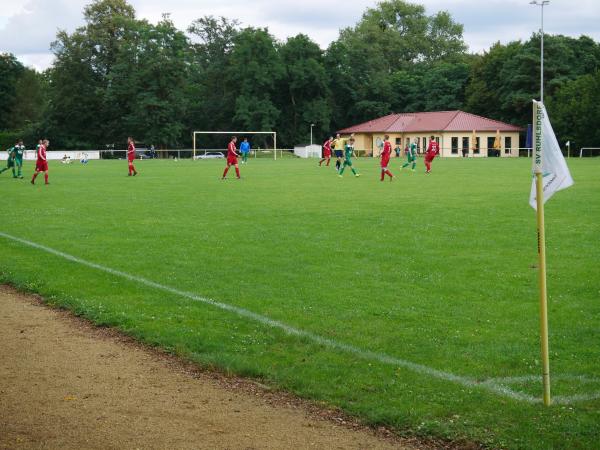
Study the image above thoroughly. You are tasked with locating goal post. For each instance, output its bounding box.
[192,131,278,160]
[579,147,600,158]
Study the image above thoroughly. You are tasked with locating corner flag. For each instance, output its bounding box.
[529,101,574,209]
[529,99,574,406]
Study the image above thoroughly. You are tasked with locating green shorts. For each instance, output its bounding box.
[6,158,15,168]
[406,154,416,163]
[15,157,23,166]
[343,159,353,167]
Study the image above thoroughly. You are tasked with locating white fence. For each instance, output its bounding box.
[2,147,595,161]
[0,150,100,161]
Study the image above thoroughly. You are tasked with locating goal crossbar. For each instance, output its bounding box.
[193,131,278,160]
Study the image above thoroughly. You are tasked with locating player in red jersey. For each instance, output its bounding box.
[380,135,393,181]
[127,137,138,176]
[319,136,333,166]
[222,136,240,179]
[424,135,440,173]
[31,139,50,185]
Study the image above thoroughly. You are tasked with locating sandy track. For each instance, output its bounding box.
[0,285,417,450]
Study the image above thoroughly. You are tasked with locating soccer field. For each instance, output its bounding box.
[1,157,599,448]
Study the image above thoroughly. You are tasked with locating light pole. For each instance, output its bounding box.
[310,123,315,146]
[530,0,549,102]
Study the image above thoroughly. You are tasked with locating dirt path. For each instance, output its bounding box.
[0,285,417,450]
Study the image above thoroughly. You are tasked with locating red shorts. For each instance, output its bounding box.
[36,160,48,172]
[323,150,331,158]
[227,156,238,165]
[380,156,390,168]
[128,155,135,163]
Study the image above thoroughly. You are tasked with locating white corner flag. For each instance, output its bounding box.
[529,100,574,209]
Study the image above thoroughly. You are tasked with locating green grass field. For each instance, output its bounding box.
[1,157,599,449]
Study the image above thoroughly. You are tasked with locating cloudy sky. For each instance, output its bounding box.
[1,0,599,71]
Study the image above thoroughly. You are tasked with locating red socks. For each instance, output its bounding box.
[31,172,48,184]
[380,170,393,181]
[222,165,240,179]
[425,161,431,171]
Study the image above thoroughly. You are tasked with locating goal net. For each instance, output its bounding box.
[193,131,279,160]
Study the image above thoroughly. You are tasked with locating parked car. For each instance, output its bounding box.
[194,152,224,160]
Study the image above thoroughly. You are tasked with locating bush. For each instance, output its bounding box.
[0,130,22,150]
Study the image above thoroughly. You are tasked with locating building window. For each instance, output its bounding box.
[462,137,469,157]
[475,137,480,154]
[487,137,497,156]
[395,137,401,145]
[451,137,459,154]
[504,136,512,154]
[416,138,420,152]
[422,137,427,151]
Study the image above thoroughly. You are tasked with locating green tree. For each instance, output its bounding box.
[227,28,284,141]
[0,54,25,130]
[46,0,135,148]
[465,34,600,127]
[277,34,331,145]
[10,68,48,131]
[420,62,471,111]
[83,0,136,77]
[47,29,105,148]
[547,71,600,148]
[185,16,239,146]
[46,0,188,148]
[356,1,466,68]
[325,0,467,129]
[105,15,189,147]
[389,62,470,113]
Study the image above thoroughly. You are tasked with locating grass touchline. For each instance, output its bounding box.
[1,229,597,406]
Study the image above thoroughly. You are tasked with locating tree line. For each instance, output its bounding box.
[1,0,599,150]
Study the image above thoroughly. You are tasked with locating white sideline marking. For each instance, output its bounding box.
[1,231,598,405]
[484,375,600,385]
[482,375,600,404]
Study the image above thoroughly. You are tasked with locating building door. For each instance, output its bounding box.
[504,136,512,155]
[487,137,496,157]
[462,137,469,157]
[451,137,459,155]
[365,134,373,154]
[374,136,384,157]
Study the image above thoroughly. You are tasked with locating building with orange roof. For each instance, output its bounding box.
[338,110,523,157]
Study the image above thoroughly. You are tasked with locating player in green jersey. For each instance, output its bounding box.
[0,142,18,178]
[338,137,360,178]
[13,139,25,178]
[401,141,417,171]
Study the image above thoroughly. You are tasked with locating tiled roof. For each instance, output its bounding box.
[339,111,522,133]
